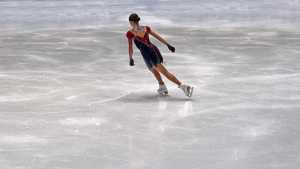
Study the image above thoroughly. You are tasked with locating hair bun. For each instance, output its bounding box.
[129,13,140,22]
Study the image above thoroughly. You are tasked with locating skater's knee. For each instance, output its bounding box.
[159,68,171,76]
[155,66,168,75]
[151,69,160,75]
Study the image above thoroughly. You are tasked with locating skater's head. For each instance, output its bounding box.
[129,13,140,27]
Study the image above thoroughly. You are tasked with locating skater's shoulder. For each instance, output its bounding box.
[126,29,134,34]
[138,25,151,33]
[126,30,134,39]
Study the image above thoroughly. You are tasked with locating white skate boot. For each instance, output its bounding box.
[157,84,168,96]
[179,84,194,97]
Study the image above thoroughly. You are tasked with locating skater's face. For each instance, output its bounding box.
[129,21,137,28]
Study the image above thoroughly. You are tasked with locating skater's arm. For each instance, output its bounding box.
[148,26,175,52]
[128,38,135,66]
[126,31,134,59]
[128,38,133,59]
[149,29,169,45]
[126,31,135,66]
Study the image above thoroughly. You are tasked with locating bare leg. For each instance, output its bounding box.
[150,68,165,85]
[154,64,182,86]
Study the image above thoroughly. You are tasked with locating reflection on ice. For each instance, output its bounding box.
[178,101,194,118]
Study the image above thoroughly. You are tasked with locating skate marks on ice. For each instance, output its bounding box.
[86,80,199,106]
[88,91,133,106]
[88,89,196,106]
[0,135,48,145]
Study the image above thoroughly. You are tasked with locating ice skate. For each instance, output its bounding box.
[179,84,194,97]
[157,84,168,96]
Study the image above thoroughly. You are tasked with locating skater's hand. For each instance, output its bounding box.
[167,44,175,53]
[129,58,135,66]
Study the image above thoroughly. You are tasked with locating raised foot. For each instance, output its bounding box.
[179,84,194,97]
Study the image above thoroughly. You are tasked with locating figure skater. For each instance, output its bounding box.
[126,13,193,97]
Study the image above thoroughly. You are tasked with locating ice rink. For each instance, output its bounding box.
[1,0,300,169]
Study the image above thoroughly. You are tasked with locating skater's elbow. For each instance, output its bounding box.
[150,31,168,45]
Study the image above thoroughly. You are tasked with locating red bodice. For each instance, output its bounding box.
[126,26,151,44]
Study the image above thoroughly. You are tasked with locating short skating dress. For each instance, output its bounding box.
[126,26,163,69]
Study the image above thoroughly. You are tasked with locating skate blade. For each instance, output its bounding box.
[188,87,194,97]
[158,92,169,96]
[186,86,194,97]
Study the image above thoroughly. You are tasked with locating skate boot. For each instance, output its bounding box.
[179,84,194,97]
[157,84,168,96]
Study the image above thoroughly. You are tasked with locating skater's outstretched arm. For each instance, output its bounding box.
[149,29,168,45]
[149,28,175,52]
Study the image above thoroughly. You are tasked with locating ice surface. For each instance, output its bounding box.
[1,0,300,168]
[0,26,299,169]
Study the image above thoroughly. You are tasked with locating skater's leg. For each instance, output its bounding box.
[154,64,182,86]
[151,68,168,95]
[151,68,165,85]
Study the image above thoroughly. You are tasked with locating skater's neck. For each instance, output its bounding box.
[132,23,140,30]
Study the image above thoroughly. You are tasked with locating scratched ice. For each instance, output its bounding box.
[0,0,300,169]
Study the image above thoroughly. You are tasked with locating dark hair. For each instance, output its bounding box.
[129,13,140,23]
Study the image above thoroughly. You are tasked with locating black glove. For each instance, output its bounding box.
[129,58,135,66]
[167,44,175,52]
